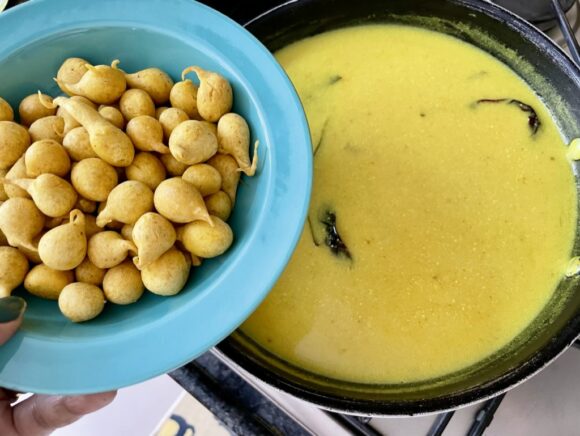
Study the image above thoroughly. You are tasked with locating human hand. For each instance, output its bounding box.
[0,297,117,436]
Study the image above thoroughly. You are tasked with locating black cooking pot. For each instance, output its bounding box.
[217,0,580,415]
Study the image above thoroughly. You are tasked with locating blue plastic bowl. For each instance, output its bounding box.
[0,0,311,394]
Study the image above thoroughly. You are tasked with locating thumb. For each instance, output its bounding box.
[0,297,26,346]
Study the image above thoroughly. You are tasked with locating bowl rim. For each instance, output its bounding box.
[217,0,580,416]
[0,0,312,394]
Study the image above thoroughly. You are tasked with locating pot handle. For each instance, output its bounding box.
[551,0,580,64]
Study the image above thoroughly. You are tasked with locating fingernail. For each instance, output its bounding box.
[0,297,26,323]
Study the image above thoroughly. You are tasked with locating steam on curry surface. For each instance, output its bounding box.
[242,25,577,383]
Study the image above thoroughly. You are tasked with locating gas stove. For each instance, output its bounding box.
[170,341,580,436]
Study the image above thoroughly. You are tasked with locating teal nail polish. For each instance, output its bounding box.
[0,297,26,323]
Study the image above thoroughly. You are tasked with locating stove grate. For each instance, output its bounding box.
[172,342,580,436]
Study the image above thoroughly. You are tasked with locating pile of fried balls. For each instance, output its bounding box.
[0,58,258,322]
